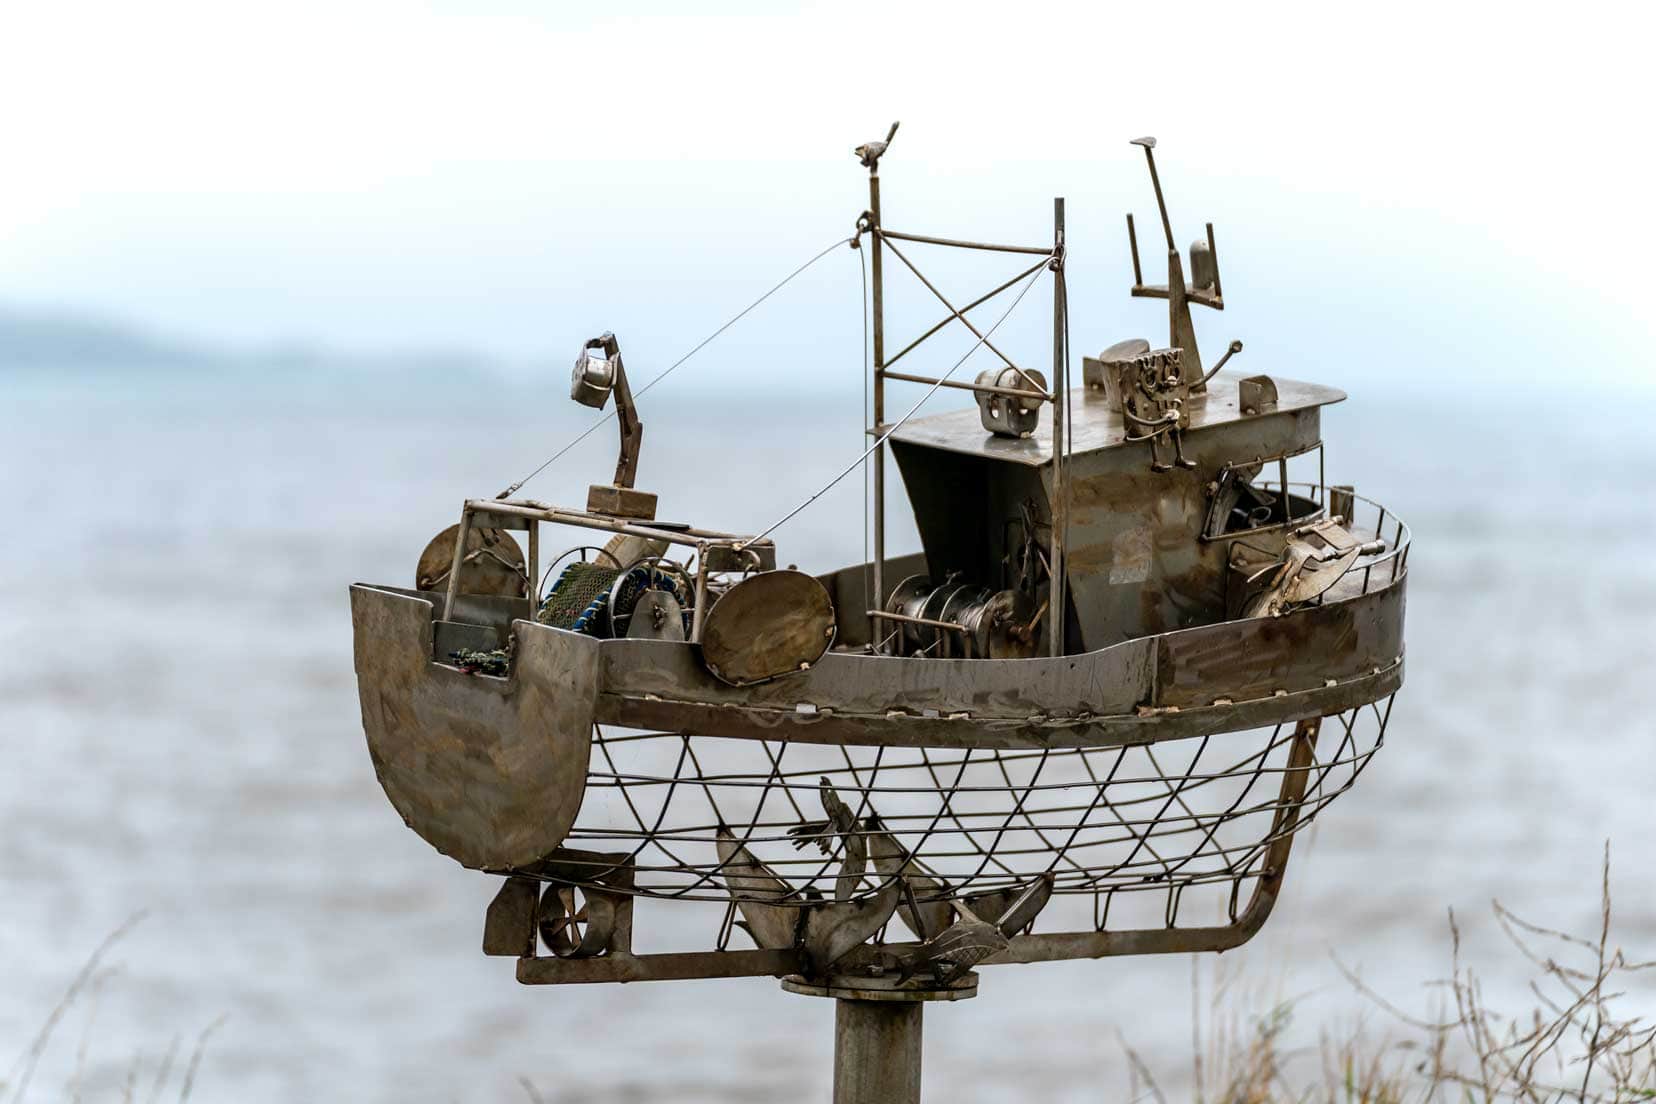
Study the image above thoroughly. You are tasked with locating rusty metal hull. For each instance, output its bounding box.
[351,586,599,871]
[349,566,1403,868]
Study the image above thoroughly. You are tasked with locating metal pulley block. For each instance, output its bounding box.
[973,366,1047,438]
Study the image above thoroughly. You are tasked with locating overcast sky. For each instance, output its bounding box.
[3,1,1651,391]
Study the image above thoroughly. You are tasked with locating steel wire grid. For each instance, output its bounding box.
[546,697,1391,941]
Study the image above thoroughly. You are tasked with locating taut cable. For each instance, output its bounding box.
[496,235,856,500]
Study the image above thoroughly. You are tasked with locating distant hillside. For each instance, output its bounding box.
[0,304,501,378]
[0,306,211,369]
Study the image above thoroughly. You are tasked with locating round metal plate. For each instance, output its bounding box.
[415,523,527,597]
[779,972,978,1002]
[626,590,687,641]
[699,570,836,686]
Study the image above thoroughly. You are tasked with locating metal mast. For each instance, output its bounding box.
[860,123,898,646]
[1050,197,1067,657]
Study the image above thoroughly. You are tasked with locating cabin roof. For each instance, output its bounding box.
[880,369,1347,468]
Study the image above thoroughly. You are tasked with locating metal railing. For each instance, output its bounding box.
[1257,481,1412,597]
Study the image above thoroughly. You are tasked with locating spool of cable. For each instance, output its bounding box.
[885,576,1039,659]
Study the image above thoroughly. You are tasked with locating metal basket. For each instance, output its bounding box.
[499,697,1391,987]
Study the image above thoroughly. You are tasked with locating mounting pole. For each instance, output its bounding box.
[834,999,922,1104]
[1049,197,1067,657]
[783,968,972,1104]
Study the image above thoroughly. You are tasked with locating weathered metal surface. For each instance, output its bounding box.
[1086,337,1151,403]
[432,619,499,658]
[350,584,596,869]
[702,542,776,573]
[513,718,1326,987]
[889,387,1334,652]
[973,366,1047,437]
[517,946,800,985]
[624,589,686,641]
[1155,580,1404,709]
[354,135,1408,995]
[781,973,978,1002]
[1125,137,1226,390]
[518,848,636,957]
[884,371,1342,467]
[351,132,1413,1104]
[715,828,801,950]
[569,333,646,492]
[481,875,540,957]
[414,523,526,596]
[1106,347,1196,470]
[867,826,954,941]
[699,569,836,685]
[1049,197,1069,657]
[1049,404,1327,648]
[802,885,902,974]
[965,874,1054,937]
[817,552,929,649]
[598,573,1403,749]
[352,568,1399,768]
[1239,373,1279,415]
[831,998,923,1104]
[538,884,617,958]
[882,577,1039,659]
[1242,519,1380,617]
[585,483,658,520]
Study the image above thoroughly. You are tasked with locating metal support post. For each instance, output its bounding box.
[834,998,923,1104]
[1049,197,1067,657]
[869,169,887,648]
[441,505,473,622]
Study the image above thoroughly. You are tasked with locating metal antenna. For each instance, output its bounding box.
[1130,137,1175,251]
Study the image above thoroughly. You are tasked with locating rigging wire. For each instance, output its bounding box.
[496,234,856,500]
[739,259,1049,551]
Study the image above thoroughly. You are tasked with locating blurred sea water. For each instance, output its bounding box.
[3,367,1654,1102]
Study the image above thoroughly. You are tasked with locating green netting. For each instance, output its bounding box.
[537,561,623,632]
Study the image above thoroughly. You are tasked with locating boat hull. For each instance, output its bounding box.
[351,586,598,870]
[349,570,1404,870]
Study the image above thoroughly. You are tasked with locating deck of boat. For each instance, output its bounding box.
[876,369,1346,466]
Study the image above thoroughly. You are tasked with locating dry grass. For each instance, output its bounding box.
[1,915,227,1104]
[13,850,1651,1101]
[1125,843,1656,1103]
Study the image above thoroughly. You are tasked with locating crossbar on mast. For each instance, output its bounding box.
[883,255,1050,372]
[877,227,1054,256]
[877,233,1044,394]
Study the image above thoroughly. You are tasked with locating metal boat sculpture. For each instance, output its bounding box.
[350,131,1408,1002]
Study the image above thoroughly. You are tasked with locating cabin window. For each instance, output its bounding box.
[1202,443,1325,540]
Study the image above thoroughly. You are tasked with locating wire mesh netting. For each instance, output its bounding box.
[548,698,1393,946]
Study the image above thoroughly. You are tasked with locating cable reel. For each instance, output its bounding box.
[885,575,1040,660]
